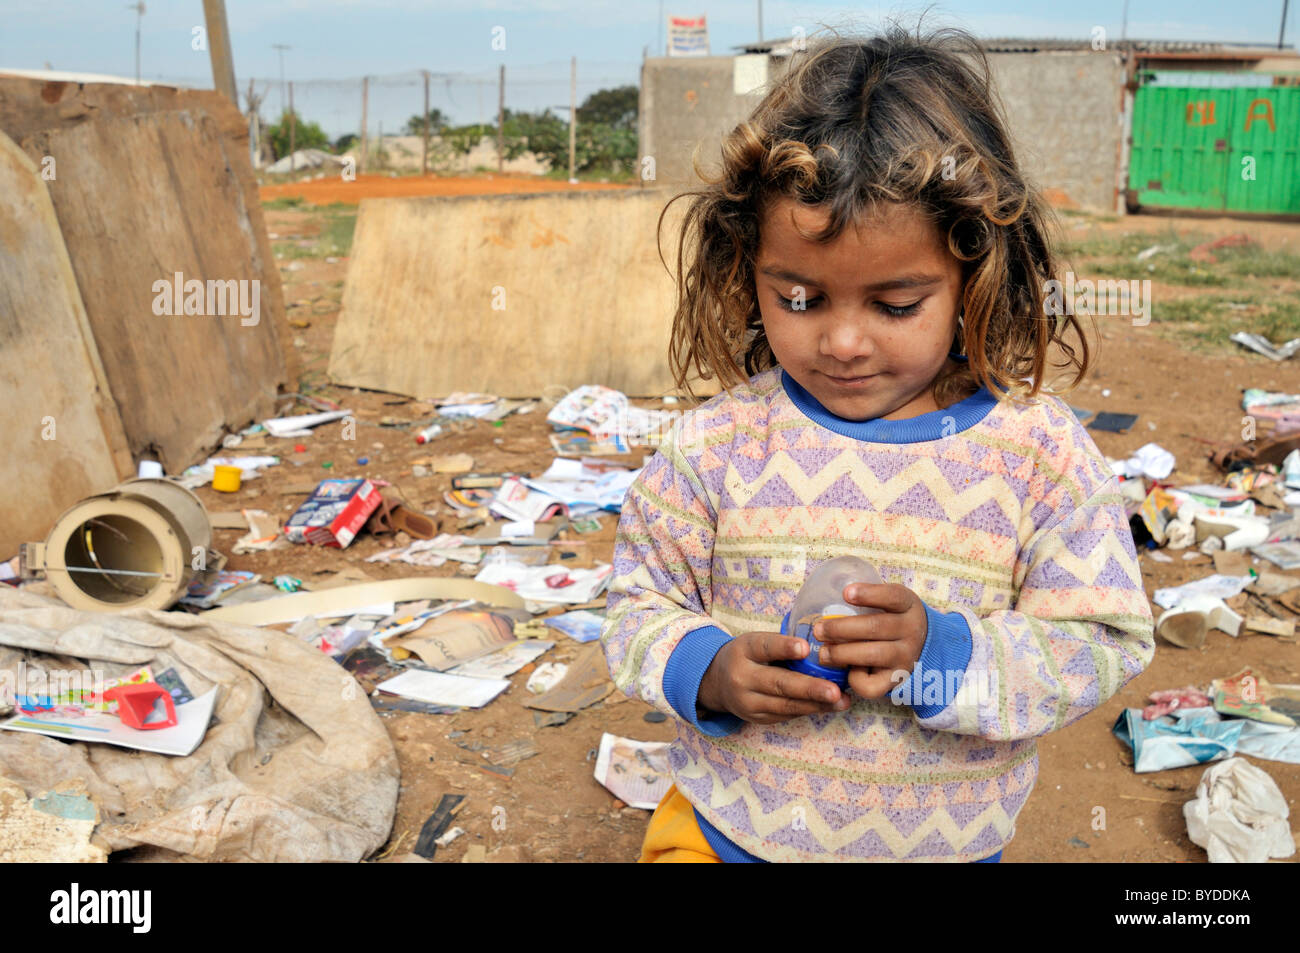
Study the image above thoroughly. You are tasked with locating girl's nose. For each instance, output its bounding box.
[819,314,874,364]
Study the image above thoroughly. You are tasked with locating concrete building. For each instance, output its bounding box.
[638,38,1299,214]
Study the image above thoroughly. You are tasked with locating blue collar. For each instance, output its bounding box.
[779,368,998,444]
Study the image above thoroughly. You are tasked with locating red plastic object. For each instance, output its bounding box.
[294,444,307,453]
[104,684,178,730]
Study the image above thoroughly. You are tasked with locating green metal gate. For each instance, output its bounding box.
[1129,75,1300,215]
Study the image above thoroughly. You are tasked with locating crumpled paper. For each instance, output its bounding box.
[1183,757,1295,863]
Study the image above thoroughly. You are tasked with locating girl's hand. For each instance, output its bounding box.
[814,584,929,700]
[697,632,851,725]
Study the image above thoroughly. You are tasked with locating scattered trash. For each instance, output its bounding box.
[1184,758,1295,863]
[263,410,352,439]
[592,732,673,810]
[412,794,465,860]
[179,455,280,489]
[233,509,286,554]
[526,662,568,694]
[366,493,437,540]
[375,669,511,709]
[180,569,260,609]
[524,643,615,713]
[1067,836,1090,849]
[1251,540,1300,570]
[1088,411,1137,433]
[1213,667,1300,727]
[1143,686,1214,720]
[1153,573,1253,610]
[414,423,444,444]
[543,608,606,643]
[1110,443,1175,481]
[450,639,552,680]
[433,826,465,849]
[1232,332,1300,362]
[284,478,383,548]
[643,711,668,724]
[3,686,218,756]
[474,560,613,607]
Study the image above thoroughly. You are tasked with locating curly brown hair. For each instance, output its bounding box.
[661,24,1090,408]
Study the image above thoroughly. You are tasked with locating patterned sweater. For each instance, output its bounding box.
[601,367,1154,862]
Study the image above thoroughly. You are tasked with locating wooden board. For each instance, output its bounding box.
[0,131,133,557]
[17,111,288,473]
[0,77,294,471]
[328,190,710,398]
[0,76,295,393]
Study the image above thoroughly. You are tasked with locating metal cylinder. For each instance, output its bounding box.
[24,478,214,612]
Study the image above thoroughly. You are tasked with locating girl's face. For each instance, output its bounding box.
[755,197,964,422]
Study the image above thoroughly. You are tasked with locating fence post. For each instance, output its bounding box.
[360,76,369,175]
[422,70,430,176]
[497,64,505,173]
[569,56,577,182]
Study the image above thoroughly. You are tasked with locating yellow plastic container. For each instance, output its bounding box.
[212,465,242,493]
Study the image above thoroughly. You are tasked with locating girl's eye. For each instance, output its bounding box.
[776,294,821,312]
[878,301,922,318]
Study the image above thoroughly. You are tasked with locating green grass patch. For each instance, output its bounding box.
[1150,292,1300,351]
[271,207,357,260]
[263,195,305,210]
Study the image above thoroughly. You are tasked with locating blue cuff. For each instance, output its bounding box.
[663,625,743,737]
[891,603,974,718]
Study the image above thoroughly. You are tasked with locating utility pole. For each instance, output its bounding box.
[126,2,144,84]
[497,64,505,173]
[568,56,577,183]
[422,70,430,176]
[272,43,290,115]
[202,0,237,104]
[288,81,296,170]
[360,76,369,175]
[757,0,763,43]
[246,77,262,168]
[1281,0,1291,49]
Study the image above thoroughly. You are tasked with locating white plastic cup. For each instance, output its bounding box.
[137,460,165,479]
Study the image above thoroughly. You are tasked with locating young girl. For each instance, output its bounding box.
[601,26,1154,862]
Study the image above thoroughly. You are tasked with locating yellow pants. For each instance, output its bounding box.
[638,784,722,863]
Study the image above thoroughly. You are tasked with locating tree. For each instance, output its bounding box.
[266,109,329,159]
[577,85,637,131]
[405,108,447,137]
[333,133,358,152]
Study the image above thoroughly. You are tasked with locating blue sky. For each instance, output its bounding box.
[3,1,1295,138]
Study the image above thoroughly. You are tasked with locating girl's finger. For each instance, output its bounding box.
[754,666,842,705]
[843,583,915,613]
[750,693,843,718]
[745,632,810,664]
[848,665,915,700]
[818,639,902,671]
[817,611,903,643]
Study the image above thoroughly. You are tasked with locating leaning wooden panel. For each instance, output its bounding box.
[0,131,133,558]
[20,111,288,473]
[328,190,700,398]
[0,76,297,392]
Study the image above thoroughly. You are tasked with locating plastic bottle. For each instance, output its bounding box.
[780,555,883,688]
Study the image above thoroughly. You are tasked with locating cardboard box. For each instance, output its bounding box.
[284,479,382,548]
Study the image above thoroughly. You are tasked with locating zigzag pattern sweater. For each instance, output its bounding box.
[601,368,1154,862]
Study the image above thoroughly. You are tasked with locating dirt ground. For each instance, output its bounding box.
[259,172,632,206]
[206,195,1300,863]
